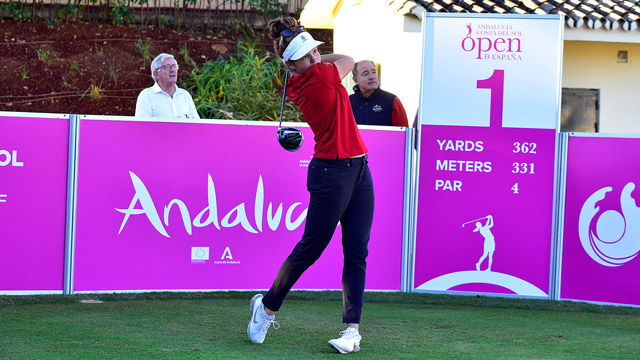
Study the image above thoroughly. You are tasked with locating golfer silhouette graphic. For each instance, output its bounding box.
[472,215,495,271]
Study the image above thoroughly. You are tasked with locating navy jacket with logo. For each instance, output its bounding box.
[349,86,398,126]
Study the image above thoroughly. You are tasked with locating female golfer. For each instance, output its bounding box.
[474,215,495,272]
[247,17,374,354]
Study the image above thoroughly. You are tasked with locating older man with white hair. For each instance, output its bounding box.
[135,53,200,119]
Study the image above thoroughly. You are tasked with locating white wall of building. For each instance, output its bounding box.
[330,1,639,133]
[333,1,423,125]
[563,40,640,134]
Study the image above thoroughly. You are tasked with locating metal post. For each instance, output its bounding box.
[63,114,80,295]
[550,132,569,301]
[401,127,416,292]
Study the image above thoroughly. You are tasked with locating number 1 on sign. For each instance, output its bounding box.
[477,69,505,128]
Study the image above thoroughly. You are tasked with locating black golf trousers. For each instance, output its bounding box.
[262,155,375,324]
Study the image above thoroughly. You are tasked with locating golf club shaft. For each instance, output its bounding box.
[462,216,489,226]
[278,70,290,129]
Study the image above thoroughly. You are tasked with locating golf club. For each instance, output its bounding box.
[462,216,489,227]
[276,70,303,152]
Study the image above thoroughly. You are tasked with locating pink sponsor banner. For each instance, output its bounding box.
[74,117,405,292]
[415,125,555,296]
[0,114,69,293]
[560,135,640,306]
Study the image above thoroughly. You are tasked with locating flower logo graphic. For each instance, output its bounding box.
[578,182,640,266]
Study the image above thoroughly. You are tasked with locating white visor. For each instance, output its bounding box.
[282,32,324,61]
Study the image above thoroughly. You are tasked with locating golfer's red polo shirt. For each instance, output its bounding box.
[288,62,367,159]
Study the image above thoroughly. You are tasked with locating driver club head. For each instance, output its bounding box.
[277,126,303,152]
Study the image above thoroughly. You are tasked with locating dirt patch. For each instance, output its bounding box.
[0,20,333,116]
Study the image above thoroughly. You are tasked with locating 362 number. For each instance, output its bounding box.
[513,142,537,154]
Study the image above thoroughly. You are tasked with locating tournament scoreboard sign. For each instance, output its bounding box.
[414,14,563,297]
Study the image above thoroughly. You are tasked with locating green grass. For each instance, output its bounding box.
[1,291,638,359]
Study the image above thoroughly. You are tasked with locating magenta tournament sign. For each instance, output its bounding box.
[414,14,563,297]
[0,113,69,294]
[74,117,405,292]
[561,135,640,306]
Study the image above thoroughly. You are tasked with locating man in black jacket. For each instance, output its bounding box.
[349,60,408,127]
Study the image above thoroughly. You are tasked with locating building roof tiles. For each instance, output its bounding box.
[405,0,640,30]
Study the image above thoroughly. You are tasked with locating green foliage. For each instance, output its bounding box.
[158,14,166,27]
[69,59,78,72]
[108,60,118,84]
[46,17,59,29]
[249,0,287,18]
[135,38,152,64]
[88,81,101,99]
[0,2,25,21]
[180,41,302,122]
[20,64,28,80]
[110,0,135,25]
[54,3,79,23]
[35,46,51,60]
[0,1,294,30]
[231,18,255,39]
[171,0,183,29]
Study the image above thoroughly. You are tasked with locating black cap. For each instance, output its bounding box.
[277,127,303,152]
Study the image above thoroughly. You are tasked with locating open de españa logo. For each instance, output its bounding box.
[461,22,523,61]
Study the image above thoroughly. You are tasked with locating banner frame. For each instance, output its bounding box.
[0,111,70,295]
[556,131,640,307]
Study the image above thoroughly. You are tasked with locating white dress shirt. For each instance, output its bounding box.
[135,83,200,119]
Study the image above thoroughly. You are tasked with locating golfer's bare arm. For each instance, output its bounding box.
[321,54,354,80]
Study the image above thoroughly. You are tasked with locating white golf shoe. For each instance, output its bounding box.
[328,327,362,354]
[247,294,279,344]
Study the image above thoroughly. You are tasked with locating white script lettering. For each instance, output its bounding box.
[116,171,308,237]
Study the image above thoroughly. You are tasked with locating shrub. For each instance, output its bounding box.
[36,46,52,60]
[135,38,152,64]
[180,41,302,122]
